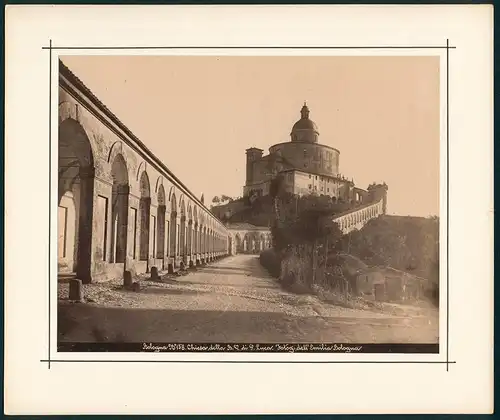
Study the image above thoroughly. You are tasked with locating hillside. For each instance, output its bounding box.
[337,215,439,284]
[212,192,360,228]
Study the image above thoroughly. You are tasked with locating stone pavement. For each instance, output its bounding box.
[58,255,439,344]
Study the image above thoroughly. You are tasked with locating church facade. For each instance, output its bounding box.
[243,103,380,205]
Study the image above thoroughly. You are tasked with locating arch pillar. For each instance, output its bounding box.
[187,220,194,267]
[194,223,200,265]
[76,166,96,283]
[168,212,179,273]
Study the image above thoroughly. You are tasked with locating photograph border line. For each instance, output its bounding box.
[45,42,452,369]
[41,360,456,364]
[42,45,456,50]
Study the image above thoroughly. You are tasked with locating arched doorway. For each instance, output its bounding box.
[157,185,166,267]
[58,118,95,282]
[235,233,242,254]
[187,206,193,265]
[179,200,186,262]
[139,171,151,261]
[110,154,129,265]
[243,233,250,253]
[169,194,177,260]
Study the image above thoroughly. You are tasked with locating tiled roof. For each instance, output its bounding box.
[226,222,270,231]
[59,60,221,225]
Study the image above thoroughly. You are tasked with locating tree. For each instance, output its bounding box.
[212,196,221,204]
[269,174,286,226]
[269,192,344,286]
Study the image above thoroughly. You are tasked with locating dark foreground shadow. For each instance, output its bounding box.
[57,302,439,345]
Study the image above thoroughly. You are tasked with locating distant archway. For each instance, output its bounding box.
[260,233,266,251]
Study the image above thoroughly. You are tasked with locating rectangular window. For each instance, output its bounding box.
[58,206,68,258]
[176,224,180,255]
[151,214,156,258]
[131,207,138,259]
[166,220,170,256]
[97,195,109,261]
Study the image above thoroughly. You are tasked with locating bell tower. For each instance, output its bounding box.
[245,147,263,186]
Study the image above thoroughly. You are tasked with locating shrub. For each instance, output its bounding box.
[259,248,282,278]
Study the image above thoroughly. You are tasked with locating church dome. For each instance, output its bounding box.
[292,118,318,131]
[290,102,319,143]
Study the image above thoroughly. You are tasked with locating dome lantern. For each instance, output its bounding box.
[291,101,319,143]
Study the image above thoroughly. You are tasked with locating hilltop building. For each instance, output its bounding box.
[243,103,387,206]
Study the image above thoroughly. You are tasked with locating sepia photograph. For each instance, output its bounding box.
[5,4,493,415]
[57,55,440,352]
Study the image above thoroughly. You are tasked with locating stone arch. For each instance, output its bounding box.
[193,206,198,225]
[243,232,251,253]
[156,184,166,259]
[259,233,266,251]
[110,153,129,265]
[179,199,187,259]
[59,101,81,125]
[187,204,193,261]
[107,140,124,164]
[168,185,176,201]
[193,207,199,256]
[154,175,163,193]
[58,117,96,282]
[136,161,148,181]
[169,193,177,258]
[139,170,151,261]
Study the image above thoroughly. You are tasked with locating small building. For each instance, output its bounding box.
[355,266,430,302]
[355,267,387,300]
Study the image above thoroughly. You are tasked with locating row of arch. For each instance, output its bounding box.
[233,231,272,254]
[335,201,383,233]
[58,113,229,282]
[112,161,227,265]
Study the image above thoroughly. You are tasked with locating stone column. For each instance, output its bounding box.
[78,166,96,283]
[198,224,202,264]
[188,221,193,267]
[198,224,203,264]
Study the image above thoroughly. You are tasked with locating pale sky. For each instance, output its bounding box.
[61,55,440,217]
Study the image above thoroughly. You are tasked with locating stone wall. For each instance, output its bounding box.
[269,141,340,178]
[58,62,230,283]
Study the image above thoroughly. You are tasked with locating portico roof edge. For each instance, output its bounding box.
[58,59,225,229]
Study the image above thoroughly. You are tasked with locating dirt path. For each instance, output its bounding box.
[58,255,438,343]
